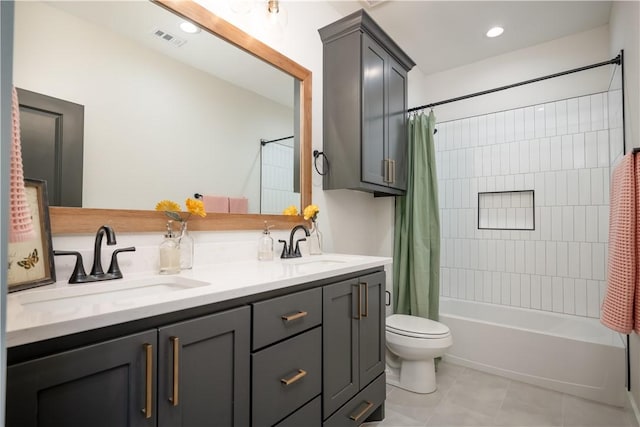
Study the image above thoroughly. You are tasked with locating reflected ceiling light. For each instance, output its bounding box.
[179,21,200,34]
[486,26,504,38]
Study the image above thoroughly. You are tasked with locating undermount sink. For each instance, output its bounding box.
[16,276,209,311]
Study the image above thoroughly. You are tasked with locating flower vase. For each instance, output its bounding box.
[178,222,194,269]
[308,220,323,255]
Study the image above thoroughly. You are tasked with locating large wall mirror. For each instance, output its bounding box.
[13,0,311,234]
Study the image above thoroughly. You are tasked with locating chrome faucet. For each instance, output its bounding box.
[54,225,136,284]
[279,224,310,259]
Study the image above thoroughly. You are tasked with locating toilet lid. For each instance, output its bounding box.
[386,314,450,338]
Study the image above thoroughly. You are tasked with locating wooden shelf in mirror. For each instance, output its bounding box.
[50,0,312,235]
[50,208,309,234]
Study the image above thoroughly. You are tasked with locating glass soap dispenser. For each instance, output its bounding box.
[257,221,274,261]
[159,220,180,274]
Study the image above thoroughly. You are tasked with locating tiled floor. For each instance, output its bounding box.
[364,362,638,427]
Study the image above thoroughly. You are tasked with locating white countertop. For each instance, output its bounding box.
[6,253,391,348]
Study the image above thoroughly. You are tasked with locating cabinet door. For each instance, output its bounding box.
[358,271,386,387]
[6,330,157,427]
[361,33,387,187]
[387,58,408,191]
[323,279,360,418]
[158,306,250,427]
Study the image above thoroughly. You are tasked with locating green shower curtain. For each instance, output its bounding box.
[393,110,440,320]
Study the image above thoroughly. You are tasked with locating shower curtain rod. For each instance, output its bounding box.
[407,54,622,113]
[260,135,294,146]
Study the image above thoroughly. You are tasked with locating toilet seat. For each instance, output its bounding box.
[386,314,450,339]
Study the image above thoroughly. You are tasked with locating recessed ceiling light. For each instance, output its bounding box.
[486,26,504,38]
[179,21,200,34]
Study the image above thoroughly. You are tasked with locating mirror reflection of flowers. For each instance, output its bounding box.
[282,205,299,216]
[303,204,319,223]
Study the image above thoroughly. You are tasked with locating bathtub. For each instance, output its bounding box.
[439,297,626,407]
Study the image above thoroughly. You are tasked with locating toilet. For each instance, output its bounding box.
[385,314,453,394]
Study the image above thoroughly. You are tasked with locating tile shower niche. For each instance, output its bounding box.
[478,190,535,230]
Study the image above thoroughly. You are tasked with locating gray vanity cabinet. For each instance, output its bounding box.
[158,307,250,427]
[322,271,386,421]
[6,330,158,427]
[319,10,415,196]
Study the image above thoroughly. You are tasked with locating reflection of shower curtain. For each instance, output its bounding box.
[394,111,441,320]
[260,141,298,214]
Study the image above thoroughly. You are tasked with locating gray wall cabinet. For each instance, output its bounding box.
[322,271,386,422]
[319,10,415,196]
[6,268,386,427]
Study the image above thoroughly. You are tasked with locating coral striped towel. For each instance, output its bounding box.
[229,197,248,214]
[9,86,35,243]
[202,195,229,213]
[601,153,636,333]
[636,153,640,333]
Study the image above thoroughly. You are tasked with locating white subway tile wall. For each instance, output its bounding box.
[436,92,622,319]
[261,142,299,214]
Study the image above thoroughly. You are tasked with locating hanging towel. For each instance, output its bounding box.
[601,153,636,333]
[635,153,640,333]
[9,86,35,243]
[202,195,229,213]
[229,197,248,214]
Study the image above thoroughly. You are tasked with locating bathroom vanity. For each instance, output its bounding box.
[5,254,390,427]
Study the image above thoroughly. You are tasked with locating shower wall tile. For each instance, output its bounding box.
[552,277,564,313]
[436,92,611,319]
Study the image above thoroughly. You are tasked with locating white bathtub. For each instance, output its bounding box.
[439,297,627,406]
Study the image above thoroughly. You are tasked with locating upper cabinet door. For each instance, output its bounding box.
[157,307,251,427]
[6,330,158,427]
[387,59,408,191]
[361,34,387,188]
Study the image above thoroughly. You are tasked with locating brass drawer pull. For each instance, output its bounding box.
[383,159,389,183]
[281,311,308,322]
[170,336,180,406]
[390,159,396,184]
[356,284,362,320]
[349,400,374,421]
[143,343,153,419]
[361,283,369,318]
[280,369,307,386]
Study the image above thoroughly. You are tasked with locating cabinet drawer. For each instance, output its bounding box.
[252,287,322,350]
[274,396,321,427]
[323,373,386,427]
[252,327,322,427]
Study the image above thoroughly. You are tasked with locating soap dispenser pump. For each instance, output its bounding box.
[159,220,180,274]
[258,221,274,261]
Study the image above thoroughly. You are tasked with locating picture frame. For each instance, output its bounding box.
[7,178,56,292]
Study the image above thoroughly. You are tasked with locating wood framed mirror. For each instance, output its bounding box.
[44,0,311,234]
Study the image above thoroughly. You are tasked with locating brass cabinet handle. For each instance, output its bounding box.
[390,159,396,184]
[356,284,362,320]
[361,283,369,318]
[281,311,308,322]
[280,369,307,386]
[349,400,374,421]
[143,343,153,419]
[170,336,180,406]
[383,159,389,182]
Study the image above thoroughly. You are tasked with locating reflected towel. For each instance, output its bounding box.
[229,197,248,214]
[202,195,229,213]
[601,153,636,333]
[9,86,35,243]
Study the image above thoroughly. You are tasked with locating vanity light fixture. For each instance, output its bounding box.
[179,21,201,34]
[486,26,504,38]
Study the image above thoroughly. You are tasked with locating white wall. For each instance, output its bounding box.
[608,0,640,415]
[411,26,612,123]
[13,2,293,213]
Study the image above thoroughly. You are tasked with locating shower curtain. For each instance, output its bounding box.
[393,110,441,320]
